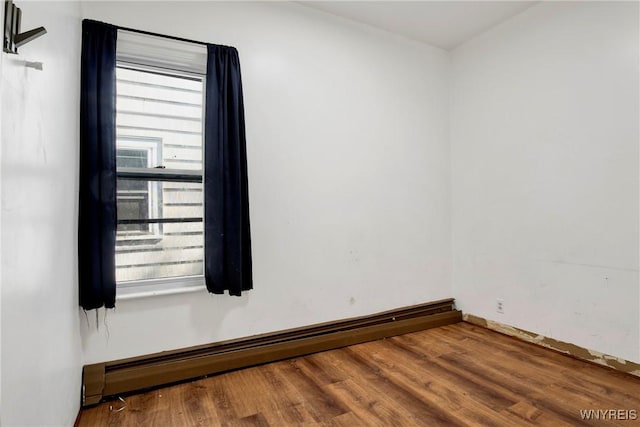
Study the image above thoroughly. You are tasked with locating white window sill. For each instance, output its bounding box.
[116,275,206,301]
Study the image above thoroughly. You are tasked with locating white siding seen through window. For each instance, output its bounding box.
[115,65,205,283]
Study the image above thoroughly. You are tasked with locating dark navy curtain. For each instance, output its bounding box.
[204,45,253,296]
[78,20,117,310]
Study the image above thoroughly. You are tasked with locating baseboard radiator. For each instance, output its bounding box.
[82,298,461,406]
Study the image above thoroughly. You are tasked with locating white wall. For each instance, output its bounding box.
[1,1,83,426]
[451,1,639,363]
[80,2,451,363]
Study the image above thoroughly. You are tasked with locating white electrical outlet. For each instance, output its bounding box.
[496,298,504,314]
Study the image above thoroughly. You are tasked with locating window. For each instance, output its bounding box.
[116,139,161,236]
[114,31,207,289]
[79,20,252,309]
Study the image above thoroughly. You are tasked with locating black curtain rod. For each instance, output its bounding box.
[117,24,209,47]
[82,20,208,47]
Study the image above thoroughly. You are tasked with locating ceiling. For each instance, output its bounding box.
[301,1,538,50]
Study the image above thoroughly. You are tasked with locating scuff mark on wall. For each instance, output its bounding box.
[464,313,640,378]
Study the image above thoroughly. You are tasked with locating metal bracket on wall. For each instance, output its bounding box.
[3,0,46,54]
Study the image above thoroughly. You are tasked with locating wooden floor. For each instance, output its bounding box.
[77,322,640,426]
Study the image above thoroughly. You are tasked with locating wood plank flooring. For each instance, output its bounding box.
[77,322,640,426]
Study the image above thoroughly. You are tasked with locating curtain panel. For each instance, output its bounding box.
[78,20,118,310]
[204,45,253,296]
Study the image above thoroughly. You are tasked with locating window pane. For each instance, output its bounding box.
[117,148,149,168]
[115,64,204,283]
[116,222,203,282]
[116,66,203,171]
[116,180,203,282]
[118,187,149,232]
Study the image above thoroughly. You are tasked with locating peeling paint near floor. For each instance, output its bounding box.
[463,313,640,378]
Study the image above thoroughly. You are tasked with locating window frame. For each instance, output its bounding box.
[114,57,207,298]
